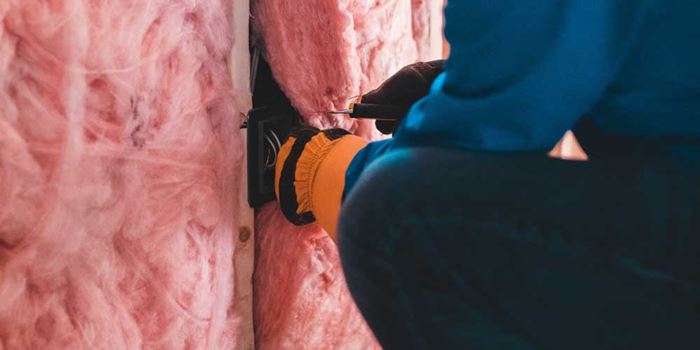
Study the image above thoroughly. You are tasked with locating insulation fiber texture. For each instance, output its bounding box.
[253,1,443,349]
[0,1,245,349]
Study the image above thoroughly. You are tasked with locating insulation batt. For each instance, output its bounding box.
[253,1,443,349]
[0,1,247,349]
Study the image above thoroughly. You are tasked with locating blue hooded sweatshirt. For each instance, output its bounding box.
[346,0,700,194]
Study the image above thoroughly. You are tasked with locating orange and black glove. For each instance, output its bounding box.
[362,59,445,134]
[273,60,444,238]
[275,127,367,240]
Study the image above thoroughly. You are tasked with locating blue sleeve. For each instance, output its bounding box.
[345,0,655,194]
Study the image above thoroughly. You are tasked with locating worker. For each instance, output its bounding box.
[276,1,700,349]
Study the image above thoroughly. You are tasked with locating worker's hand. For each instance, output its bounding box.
[275,127,367,237]
[362,59,445,134]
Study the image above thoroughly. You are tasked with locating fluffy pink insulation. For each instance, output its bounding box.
[253,1,444,349]
[0,1,248,349]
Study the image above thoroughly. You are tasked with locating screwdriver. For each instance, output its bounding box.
[330,103,411,121]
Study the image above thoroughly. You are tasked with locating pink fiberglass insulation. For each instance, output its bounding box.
[254,0,442,139]
[0,1,246,349]
[254,207,378,350]
[253,1,444,349]
[411,0,445,60]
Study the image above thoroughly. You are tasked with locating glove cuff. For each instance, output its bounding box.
[275,128,350,225]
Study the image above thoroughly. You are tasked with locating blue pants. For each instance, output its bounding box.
[338,148,700,350]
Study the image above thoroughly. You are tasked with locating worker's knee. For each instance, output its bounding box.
[338,146,547,241]
[337,147,463,301]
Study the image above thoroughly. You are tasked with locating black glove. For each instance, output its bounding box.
[362,59,445,134]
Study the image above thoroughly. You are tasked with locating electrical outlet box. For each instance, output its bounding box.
[247,105,297,208]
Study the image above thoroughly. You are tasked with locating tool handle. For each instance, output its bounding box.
[349,103,411,121]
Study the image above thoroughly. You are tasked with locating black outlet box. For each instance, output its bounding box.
[247,49,300,207]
